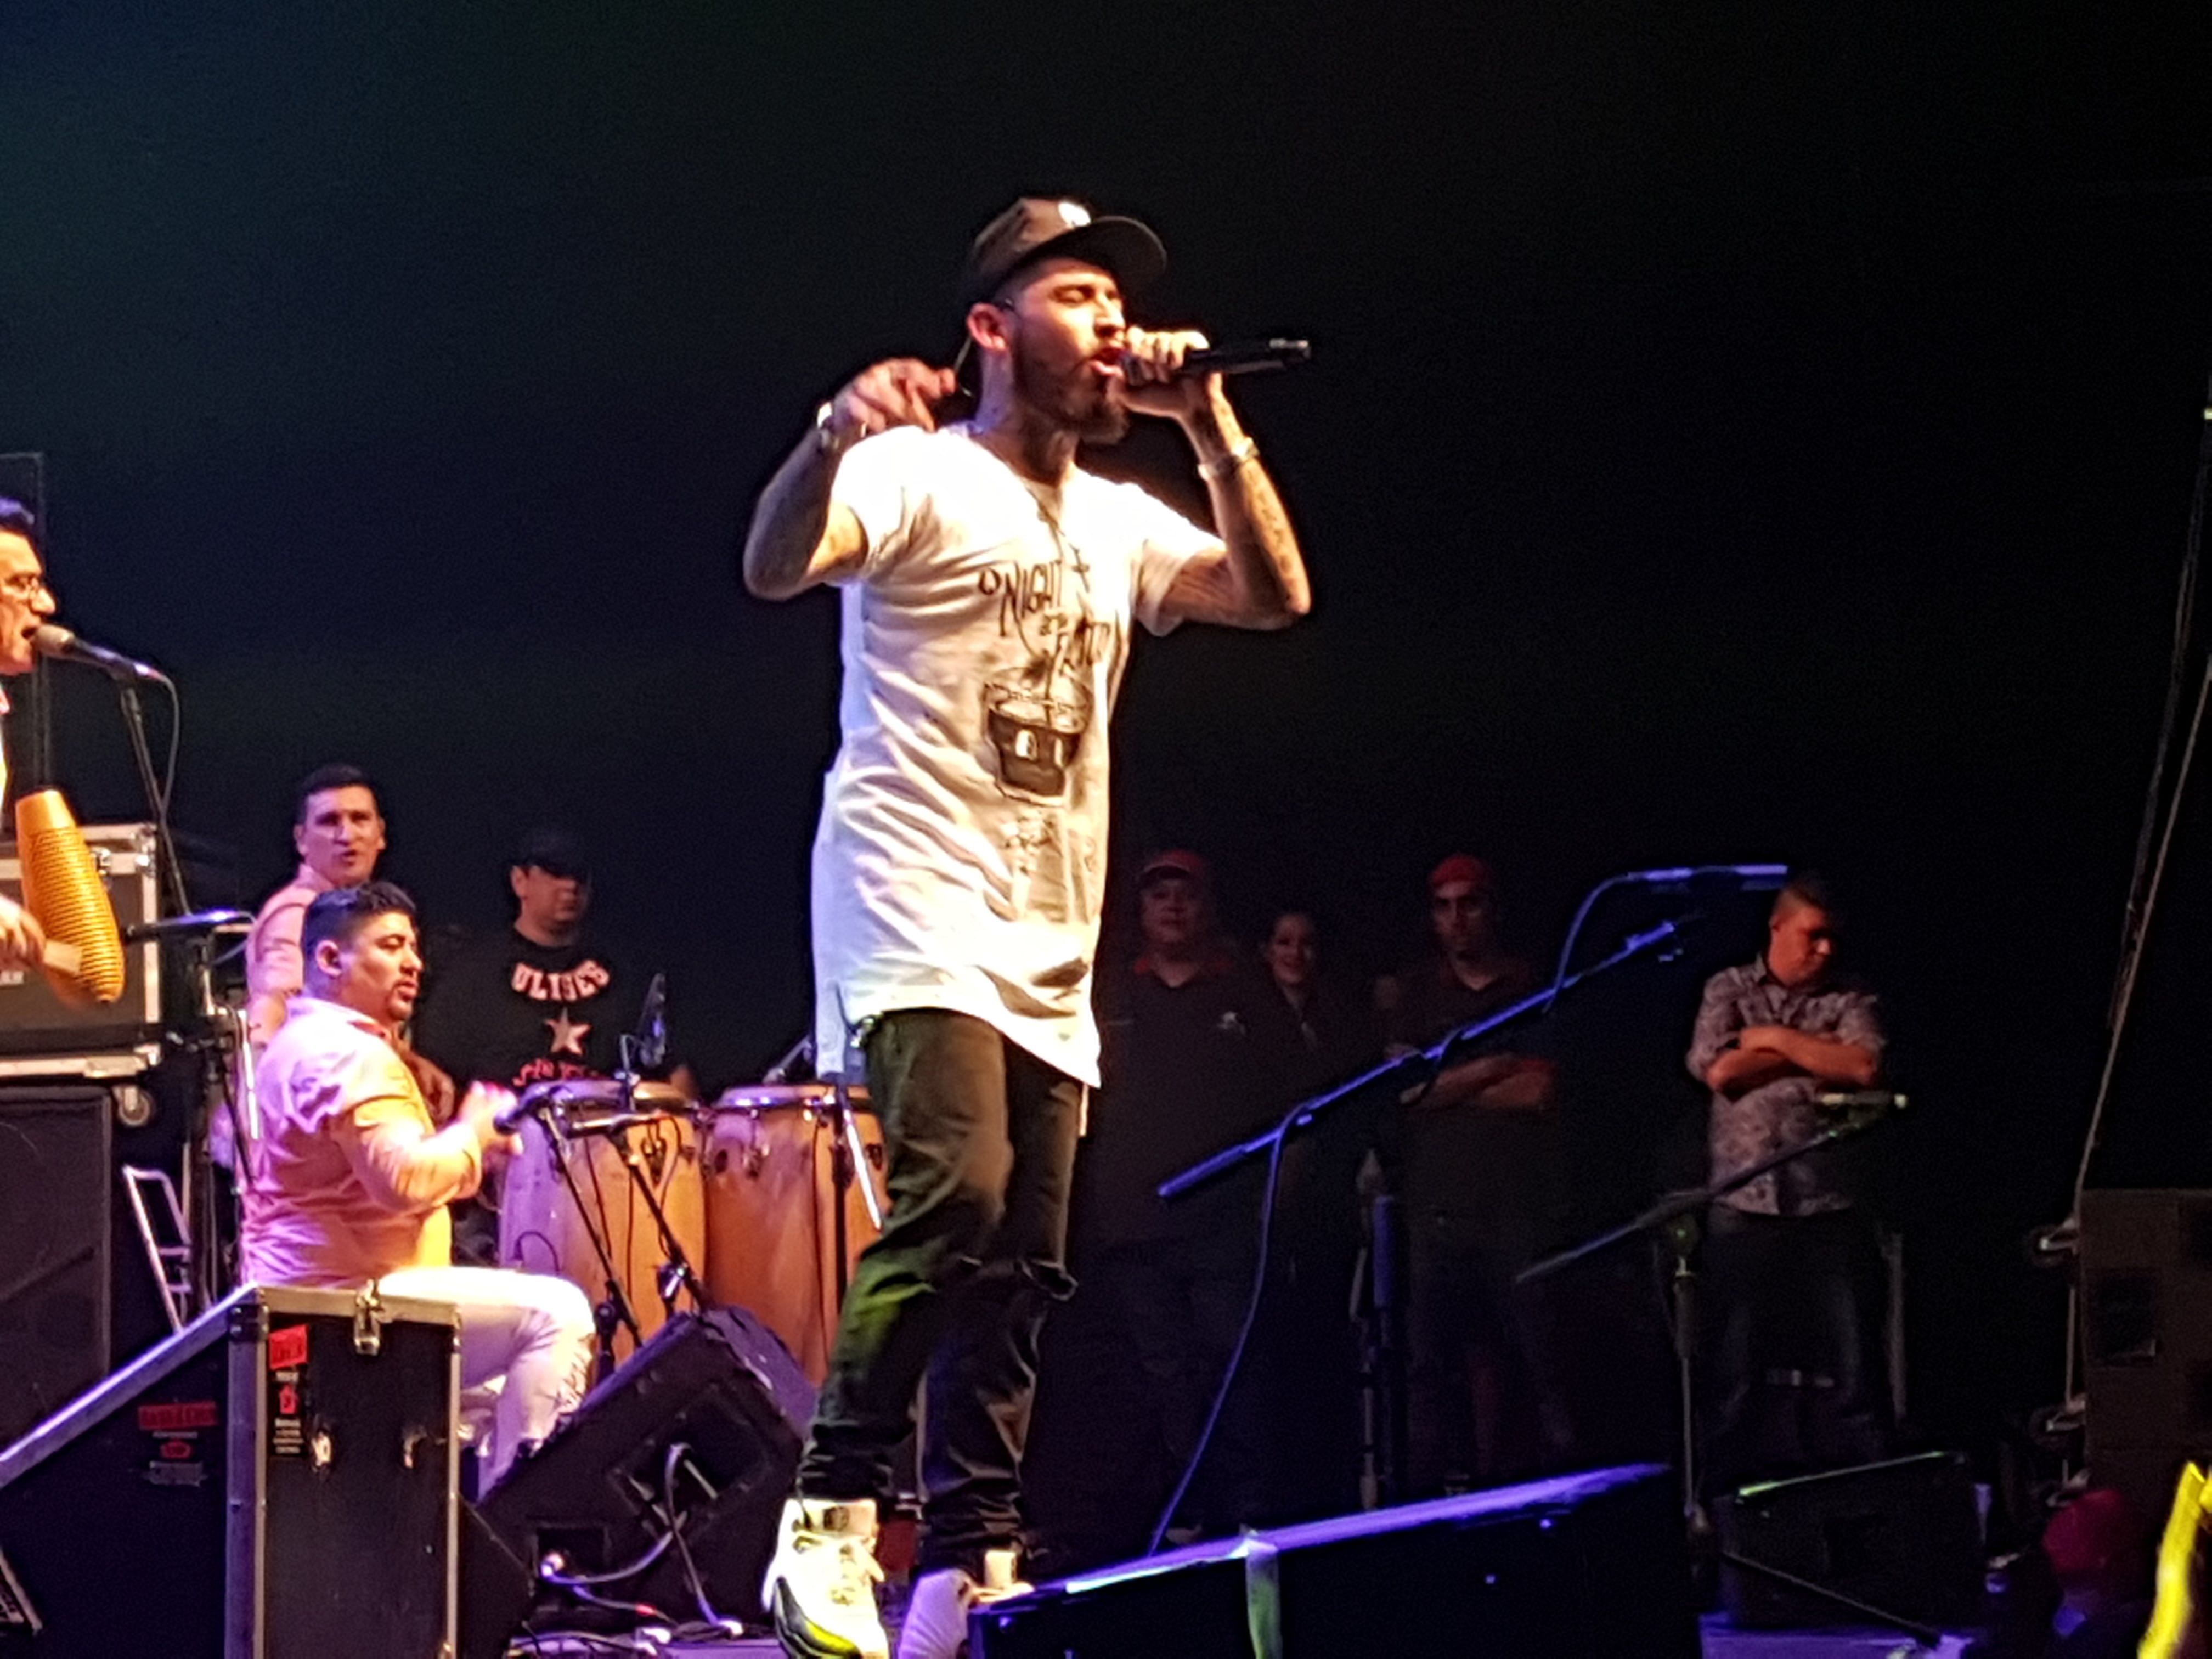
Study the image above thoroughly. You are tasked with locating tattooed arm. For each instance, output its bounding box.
[1113,328,1310,631]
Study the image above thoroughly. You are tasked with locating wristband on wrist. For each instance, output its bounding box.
[1197,437,1258,481]
[813,400,862,456]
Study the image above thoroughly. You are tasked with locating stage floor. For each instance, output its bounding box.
[512,1615,1976,1656]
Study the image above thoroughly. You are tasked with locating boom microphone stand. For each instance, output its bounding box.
[1516,1092,1908,1527]
[1154,887,1728,1544]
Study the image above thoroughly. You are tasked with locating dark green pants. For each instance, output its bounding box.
[797,1009,1084,1575]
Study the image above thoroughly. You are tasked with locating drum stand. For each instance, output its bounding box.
[539,1116,647,1381]
[527,1072,706,1383]
[825,1073,884,1311]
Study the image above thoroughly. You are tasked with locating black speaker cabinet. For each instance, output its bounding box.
[1715,1451,1982,1630]
[972,1464,1697,1658]
[2079,1188,2212,1525]
[0,1283,461,1657]
[467,1304,814,1655]
[0,1087,113,1449]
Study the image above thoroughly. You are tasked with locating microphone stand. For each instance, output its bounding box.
[112,674,235,1316]
[1160,916,1696,1203]
[607,1025,707,1319]
[1515,1098,1921,1638]
[533,1101,647,1381]
[1154,906,1702,1519]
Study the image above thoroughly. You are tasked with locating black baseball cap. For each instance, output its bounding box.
[958,197,1166,308]
[512,826,590,881]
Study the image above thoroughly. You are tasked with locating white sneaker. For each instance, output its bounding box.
[893,1547,1029,1659]
[764,1496,889,1659]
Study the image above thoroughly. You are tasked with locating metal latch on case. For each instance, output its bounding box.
[352,1284,387,1356]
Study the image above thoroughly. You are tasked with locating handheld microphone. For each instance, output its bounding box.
[1621,864,1790,891]
[32,624,167,685]
[1154,338,1312,379]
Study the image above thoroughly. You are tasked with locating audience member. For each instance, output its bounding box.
[1377,853,1571,1492]
[1252,904,1375,1521]
[1073,850,1286,1542]
[1685,871,1889,1493]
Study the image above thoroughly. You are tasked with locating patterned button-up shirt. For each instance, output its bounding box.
[1685,960,1884,1216]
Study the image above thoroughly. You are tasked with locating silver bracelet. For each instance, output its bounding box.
[1197,437,1258,481]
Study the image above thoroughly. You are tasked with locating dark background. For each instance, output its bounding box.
[4,3,2209,1469]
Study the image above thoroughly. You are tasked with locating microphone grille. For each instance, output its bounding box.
[30,624,74,658]
[14,790,128,1006]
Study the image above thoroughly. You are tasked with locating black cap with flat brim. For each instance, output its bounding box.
[958,197,1166,308]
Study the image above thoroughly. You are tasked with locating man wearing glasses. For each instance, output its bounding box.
[0,498,59,970]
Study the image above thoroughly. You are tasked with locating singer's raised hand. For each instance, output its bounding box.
[830,359,959,440]
[1113,326,1215,420]
[0,893,44,973]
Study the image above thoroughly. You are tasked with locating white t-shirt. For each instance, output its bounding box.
[810,423,1218,1086]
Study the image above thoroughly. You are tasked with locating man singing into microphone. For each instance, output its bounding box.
[742,198,1310,1659]
[0,499,58,970]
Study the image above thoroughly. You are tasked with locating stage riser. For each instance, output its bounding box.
[972,1464,1696,1658]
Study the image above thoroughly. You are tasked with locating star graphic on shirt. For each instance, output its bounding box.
[545,1009,591,1058]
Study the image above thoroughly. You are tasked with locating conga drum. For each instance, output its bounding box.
[498,1080,707,1361]
[702,1084,887,1383]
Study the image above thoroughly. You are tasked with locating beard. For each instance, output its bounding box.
[1013,342,1131,445]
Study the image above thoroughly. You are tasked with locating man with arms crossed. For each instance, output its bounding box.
[1686,872,1889,1494]
[742,198,1310,1659]
[239,882,594,1482]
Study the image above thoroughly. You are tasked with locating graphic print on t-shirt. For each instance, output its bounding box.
[978,504,1116,806]
[412,932,642,1094]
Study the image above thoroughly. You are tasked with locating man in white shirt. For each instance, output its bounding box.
[743,198,1310,1659]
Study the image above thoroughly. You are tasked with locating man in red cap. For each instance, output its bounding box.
[1376,854,1569,1493]
[741,199,1310,1659]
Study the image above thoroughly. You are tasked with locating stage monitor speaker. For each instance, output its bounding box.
[1714,1451,1982,1630]
[466,1304,814,1657]
[972,1464,1696,1658]
[2079,1188,2212,1526]
[0,1087,112,1449]
[0,1284,460,1657]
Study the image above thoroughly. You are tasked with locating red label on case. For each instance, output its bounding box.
[137,1400,218,1433]
[268,1323,309,1370]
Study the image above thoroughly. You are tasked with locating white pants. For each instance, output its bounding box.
[380,1265,595,1484]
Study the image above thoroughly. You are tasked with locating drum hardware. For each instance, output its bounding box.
[509,1074,707,1384]
[826,1073,881,1310]
[701,1084,889,1385]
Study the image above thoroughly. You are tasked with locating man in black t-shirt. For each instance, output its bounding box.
[1376,853,1569,1493]
[413,828,652,1093]
[1073,850,1288,1544]
[413,828,669,1263]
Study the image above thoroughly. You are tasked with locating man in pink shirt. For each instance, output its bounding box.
[240,879,594,1480]
[245,764,390,1047]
